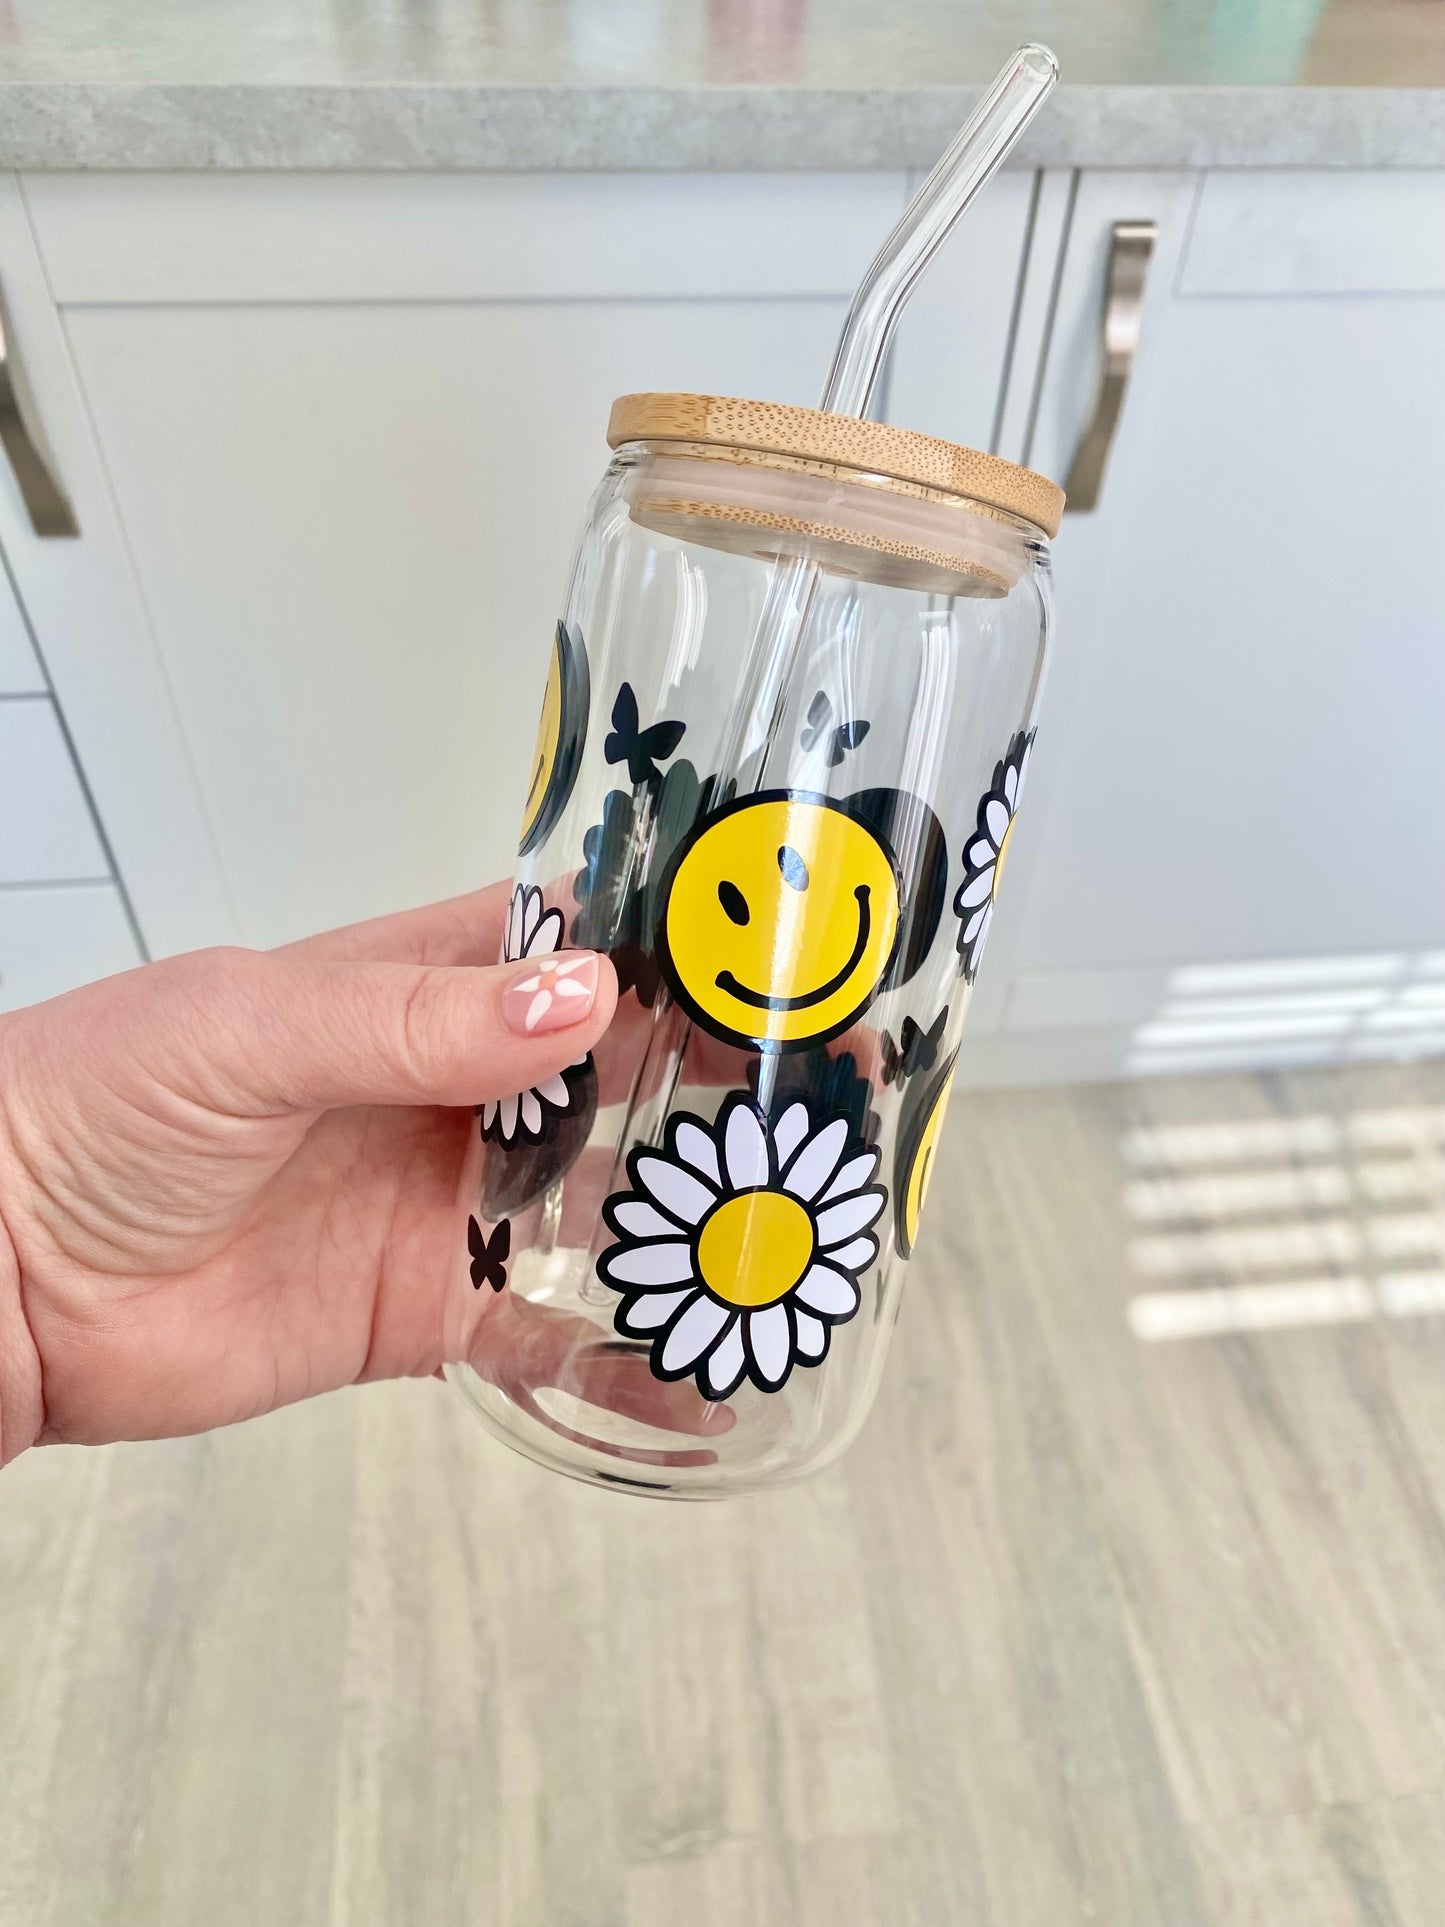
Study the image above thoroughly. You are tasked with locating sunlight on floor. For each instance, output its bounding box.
[1123,1100,1445,1341]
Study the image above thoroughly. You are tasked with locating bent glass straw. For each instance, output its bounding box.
[720,43,1061,794]
[823,43,1059,418]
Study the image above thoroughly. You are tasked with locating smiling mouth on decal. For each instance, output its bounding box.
[715,886,873,1012]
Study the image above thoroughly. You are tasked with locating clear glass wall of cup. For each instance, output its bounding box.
[447,394,1063,1497]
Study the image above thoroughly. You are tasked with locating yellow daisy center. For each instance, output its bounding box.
[992,814,1015,897]
[696,1189,815,1308]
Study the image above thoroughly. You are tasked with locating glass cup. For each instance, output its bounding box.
[447,393,1062,1497]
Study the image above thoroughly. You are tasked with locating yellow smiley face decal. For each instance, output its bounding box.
[895,1053,957,1257]
[519,621,590,857]
[657,790,902,1052]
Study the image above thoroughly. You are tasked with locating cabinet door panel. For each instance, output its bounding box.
[20,171,941,952]
[65,296,851,945]
[968,170,1445,1081]
[959,172,1192,1053]
[28,171,908,306]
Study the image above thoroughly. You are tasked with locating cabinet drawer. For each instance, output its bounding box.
[27,171,908,305]
[0,700,108,883]
[0,882,140,1011]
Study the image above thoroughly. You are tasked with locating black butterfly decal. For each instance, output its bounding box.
[747,1047,880,1149]
[800,690,870,769]
[467,1214,511,1292]
[880,1006,949,1087]
[604,682,686,786]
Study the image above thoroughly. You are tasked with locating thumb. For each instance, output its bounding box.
[168,945,617,1115]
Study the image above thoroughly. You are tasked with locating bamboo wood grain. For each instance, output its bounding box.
[607,393,1066,539]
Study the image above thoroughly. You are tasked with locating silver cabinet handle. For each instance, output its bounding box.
[0,287,78,538]
[1063,220,1156,515]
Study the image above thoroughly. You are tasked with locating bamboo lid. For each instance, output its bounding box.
[607,393,1064,540]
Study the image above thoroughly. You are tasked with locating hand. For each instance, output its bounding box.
[0,884,622,1463]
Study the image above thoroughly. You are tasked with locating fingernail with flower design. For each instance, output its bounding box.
[502,951,600,1035]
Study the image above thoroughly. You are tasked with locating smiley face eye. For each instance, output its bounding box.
[718,880,750,925]
[777,846,810,892]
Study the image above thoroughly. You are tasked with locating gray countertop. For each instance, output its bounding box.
[0,0,1442,170]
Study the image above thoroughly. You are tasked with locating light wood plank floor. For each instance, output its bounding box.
[7,1057,1445,1926]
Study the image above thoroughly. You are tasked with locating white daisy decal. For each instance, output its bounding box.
[481,884,589,1147]
[954,728,1033,980]
[597,1093,887,1399]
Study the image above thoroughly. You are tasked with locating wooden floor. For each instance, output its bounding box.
[7,1056,1445,1925]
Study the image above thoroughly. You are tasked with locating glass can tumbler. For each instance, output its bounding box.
[447,394,1063,1497]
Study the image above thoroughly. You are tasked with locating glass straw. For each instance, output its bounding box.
[822,43,1060,418]
[719,44,1060,793]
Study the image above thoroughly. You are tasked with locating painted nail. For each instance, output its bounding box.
[502,952,600,1035]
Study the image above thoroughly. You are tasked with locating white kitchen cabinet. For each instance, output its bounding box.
[966,168,1445,1082]
[3,169,1031,956]
[13,158,1443,1087]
